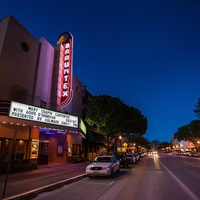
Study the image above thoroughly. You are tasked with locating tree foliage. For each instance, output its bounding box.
[150,140,160,146]
[125,134,150,150]
[159,142,170,150]
[174,120,200,150]
[126,106,148,135]
[84,95,148,153]
[194,98,200,118]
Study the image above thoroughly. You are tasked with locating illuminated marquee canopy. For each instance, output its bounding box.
[9,101,78,128]
[57,32,73,107]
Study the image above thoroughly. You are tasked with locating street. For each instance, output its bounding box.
[34,153,200,200]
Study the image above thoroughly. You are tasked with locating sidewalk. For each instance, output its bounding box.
[0,161,90,200]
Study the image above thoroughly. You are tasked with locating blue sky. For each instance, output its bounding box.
[1,0,200,142]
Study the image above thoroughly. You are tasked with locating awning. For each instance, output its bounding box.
[87,130,106,144]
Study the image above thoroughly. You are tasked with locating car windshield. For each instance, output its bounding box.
[95,157,112,163]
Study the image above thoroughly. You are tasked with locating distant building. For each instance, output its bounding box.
[172,137,196,152]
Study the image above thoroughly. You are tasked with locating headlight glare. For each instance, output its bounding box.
[86,166,91,170]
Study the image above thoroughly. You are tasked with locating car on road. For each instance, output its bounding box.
[86,155,120,177]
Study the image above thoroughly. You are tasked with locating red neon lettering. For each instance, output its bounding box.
[60,37,73,107]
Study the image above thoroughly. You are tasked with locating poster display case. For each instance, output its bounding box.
[30,139,39,159]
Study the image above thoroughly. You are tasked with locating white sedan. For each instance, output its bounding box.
[86,155,120,177]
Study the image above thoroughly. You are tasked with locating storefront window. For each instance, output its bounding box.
[0,138,27,160]
[13,140,27,159]
[72,144,80,156]
[0,138,12,161]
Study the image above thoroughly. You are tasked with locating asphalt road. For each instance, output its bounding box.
[34,153,200,200]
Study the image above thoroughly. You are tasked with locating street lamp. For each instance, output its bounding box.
[119,136,122,147]
[197,141,200,152]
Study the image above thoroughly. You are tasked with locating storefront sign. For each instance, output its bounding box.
[57,32,73,107]
[9,101,78,128]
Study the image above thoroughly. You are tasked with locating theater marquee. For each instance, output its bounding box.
[57,32,73,107]
[9,101,78,128]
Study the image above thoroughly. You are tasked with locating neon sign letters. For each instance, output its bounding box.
[57,32,73,107]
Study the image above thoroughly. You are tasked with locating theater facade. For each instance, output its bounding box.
[0,15,87,165]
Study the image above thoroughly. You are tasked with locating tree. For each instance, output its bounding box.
[126,134,150,150]
[174,120,200,151]
[194,98,200,118]
[150,140,160,149]
[84,95,148,154]
[159,142,170,151]
[126,106,148,135]
[174,125,190,141]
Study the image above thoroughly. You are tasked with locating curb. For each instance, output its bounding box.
[3,174,87,200]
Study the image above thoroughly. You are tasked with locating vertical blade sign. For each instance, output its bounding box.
[57,32,73,107]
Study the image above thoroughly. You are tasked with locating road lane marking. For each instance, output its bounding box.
[159,160,199,200]
[80,181,114,186]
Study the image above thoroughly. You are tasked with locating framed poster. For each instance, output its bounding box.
[57,143,64,156]
[30,139,39,159]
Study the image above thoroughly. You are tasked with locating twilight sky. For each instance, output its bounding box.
[1,0,200,142]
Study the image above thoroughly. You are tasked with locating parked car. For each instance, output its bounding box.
[191,152,200,157]
[86,155,120,177]
[184,151,191,156]
[114,153,129,168]
[138,152,147,158]
[126,154,136,164]
[133,153,140,162]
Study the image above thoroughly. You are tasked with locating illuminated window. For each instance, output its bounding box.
[0,139,26,160]
[13,140,27,159]
[72,144,80,156]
